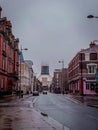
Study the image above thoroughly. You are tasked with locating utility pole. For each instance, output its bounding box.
[19,46,28,98]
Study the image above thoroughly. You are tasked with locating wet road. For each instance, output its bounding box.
[34,93,98,130]
[0,95,70,130]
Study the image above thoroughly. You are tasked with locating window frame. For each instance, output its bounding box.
[1,78,5,89]
[2,55,6,70]
[87,63,97,74]
[2,40,6,51]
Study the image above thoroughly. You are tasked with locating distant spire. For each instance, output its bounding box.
[20,51,24,62]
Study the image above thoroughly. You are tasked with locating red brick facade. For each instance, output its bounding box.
[52,68,68,93]
[0,7,19,95]
[53,69,62,93]
[68,42,98,95]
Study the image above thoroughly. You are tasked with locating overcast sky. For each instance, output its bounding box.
[0,0,98,76]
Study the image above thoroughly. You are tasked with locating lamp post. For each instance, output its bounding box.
[19,46,28,98]
[58,60,64,94]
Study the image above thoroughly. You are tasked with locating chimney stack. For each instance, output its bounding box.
[89,42,96,48]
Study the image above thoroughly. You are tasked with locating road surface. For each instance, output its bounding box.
[34,93,98,130]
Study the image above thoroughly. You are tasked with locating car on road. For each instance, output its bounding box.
[33,91,39,96]
[43,90,47,94]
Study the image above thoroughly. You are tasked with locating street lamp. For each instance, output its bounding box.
[19,46,28,98]
[58,60,64,94]
[87,15,98,19]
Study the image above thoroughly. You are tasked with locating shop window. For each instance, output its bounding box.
[86,83,96,91]
[90,84,95,91]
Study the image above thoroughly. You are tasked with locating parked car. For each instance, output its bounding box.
[32,91,39,96]
[43,90,47,94]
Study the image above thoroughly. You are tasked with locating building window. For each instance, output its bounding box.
[90,53,97,60]
[1,78,4,89]
[7,60,13,73]
[87,64,97,74]
[90,84,95,91]
[86,83,95,91]
[2,56,6,70]
[2,41,6,51]
[85,53,89,61]
[8,60,10,73]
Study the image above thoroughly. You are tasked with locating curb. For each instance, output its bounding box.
[32,108,70,130]
[42,113,70,130]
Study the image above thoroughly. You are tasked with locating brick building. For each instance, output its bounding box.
[52,69,62,93]
[0,7,19,95]
[68,42,98,95]
[22,60,33,94]
[52,68,68,94]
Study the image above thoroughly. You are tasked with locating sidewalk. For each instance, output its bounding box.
[63,94,98,108]
[0,94,69,130]
[0,107,69,130]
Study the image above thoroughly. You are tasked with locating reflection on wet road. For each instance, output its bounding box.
[0,96,35,130]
